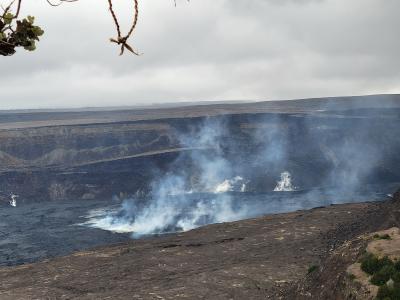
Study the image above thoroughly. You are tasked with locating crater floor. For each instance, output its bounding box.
[0,187,390,267]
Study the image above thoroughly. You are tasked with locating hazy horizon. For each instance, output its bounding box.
[0,93,399,112]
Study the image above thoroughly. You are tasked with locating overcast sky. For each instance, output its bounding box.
[0,0,399,109]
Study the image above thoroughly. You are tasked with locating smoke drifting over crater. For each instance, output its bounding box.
[82,109,400,236]
[83,119,254,235]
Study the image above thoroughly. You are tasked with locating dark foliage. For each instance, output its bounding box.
[371,265,396,286]
[307,265,318,274]
[359,253,400,299]
[374,234,392,240]
[376,282,400,300]
[0,13,44,56]
[360,253,393,275]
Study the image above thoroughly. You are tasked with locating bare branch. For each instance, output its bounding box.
[108,0,140,56]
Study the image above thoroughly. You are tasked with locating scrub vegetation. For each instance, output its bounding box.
[359,253,400,300]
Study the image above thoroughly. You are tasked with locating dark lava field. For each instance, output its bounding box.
[0,187,395,266]
[0,199,130,267]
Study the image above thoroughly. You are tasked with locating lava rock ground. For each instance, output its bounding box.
[1,196,399,300]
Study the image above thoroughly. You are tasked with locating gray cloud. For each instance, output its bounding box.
[0,0,399,109]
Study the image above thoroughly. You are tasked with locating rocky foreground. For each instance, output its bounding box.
[0,191,399,300]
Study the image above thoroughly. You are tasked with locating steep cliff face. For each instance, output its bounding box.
[0,98,399,203]
[0,123,178,169]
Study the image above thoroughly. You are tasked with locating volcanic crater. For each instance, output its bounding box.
[0,95,400,299]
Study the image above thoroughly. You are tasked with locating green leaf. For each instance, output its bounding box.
[24,41,36,51]
[4,13,14,25]
[27,16,35,24]
[32,26,44,37]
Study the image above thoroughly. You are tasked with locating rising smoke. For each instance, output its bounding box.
[83,119,255,236]
[82,111,399,237]
[274,171,296,192]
